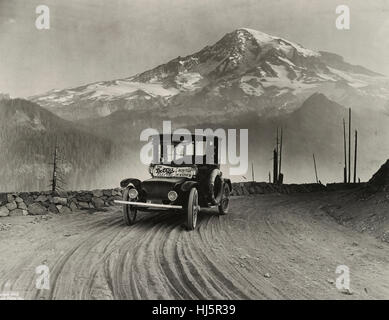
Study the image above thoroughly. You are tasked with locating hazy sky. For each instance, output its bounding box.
[1,0,389,97]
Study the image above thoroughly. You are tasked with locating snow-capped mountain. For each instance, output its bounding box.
[31,28,389,121]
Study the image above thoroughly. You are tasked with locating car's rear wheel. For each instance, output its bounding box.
[122,188,137,226]
[208,169,223,205]
[186,188,199,231]
[218,182,230,215]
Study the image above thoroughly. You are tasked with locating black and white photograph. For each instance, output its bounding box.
[0,0,388,305]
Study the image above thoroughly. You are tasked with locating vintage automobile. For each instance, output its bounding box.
[115,134,231,230]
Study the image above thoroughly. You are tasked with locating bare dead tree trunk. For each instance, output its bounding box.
[313,153,319,184]
[343,118,347,183]
[50,139,66,193]
[276,128,279,157]
[278,127,283,184]
[51,142,58,193]
[354,130,358,183]
[348,108,351,183]
[273,148,278,184]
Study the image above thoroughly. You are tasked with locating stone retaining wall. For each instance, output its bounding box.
[0,189,123,217]
[0,182,364,217]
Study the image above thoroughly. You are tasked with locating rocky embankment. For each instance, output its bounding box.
[0,189,123,217]
[231,182,328,196]
[0,182,362,218]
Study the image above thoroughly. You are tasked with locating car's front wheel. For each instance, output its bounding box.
[122,188,137,226]
[186,187,199,231]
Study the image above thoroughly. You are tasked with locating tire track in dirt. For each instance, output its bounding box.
[1,214,119,299]
[112,213,175,299]
[39,216,124,299]
[1,194,388,300]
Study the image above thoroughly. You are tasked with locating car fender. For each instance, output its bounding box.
[120,178,141,189]
[180,181,198,192]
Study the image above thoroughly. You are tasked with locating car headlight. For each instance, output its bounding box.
[168,191,178,202]
[128,188,139,199]
[190,167,198,177]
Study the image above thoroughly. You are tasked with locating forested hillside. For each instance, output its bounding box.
[0,98,116,191]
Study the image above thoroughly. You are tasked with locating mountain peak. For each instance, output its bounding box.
[229,28,320,58]
[296,92,345,118]
[31,27,387,121]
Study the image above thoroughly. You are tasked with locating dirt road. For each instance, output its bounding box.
[0,193,388,299]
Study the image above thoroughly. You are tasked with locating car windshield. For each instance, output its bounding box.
[162,141,205,163]
[151,136,214,165]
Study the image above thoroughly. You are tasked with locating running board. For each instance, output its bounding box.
[114,200,182,210]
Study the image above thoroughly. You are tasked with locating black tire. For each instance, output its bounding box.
[186,188,199,231]
[218,182,230,215]
[208,169,223,205]
[122,188,137,226]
